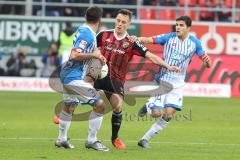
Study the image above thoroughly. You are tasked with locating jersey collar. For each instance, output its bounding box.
[113,30,128,40]
[83,24,96,36]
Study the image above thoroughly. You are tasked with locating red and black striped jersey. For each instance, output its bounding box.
[97,30,148,81]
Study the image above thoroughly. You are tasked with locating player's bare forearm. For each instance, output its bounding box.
[70,50,96,61]
[70,48,106,65]
[146,51,180,72]
[138,37,153,44]
[146,51,168,67]
[127,36,153,44]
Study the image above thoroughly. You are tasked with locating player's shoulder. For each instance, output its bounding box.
[76,26,91,34]
[169,32,177,37]
[154,32,176,44]
[76,26,94,41]
[163,32,177,37]
[189,34,201,46]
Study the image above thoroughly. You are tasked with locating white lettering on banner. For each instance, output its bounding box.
[0,44,39,55]
[6,21,21,41]
[201,32,224,54]
[37,22,52,42]
[22,22,37,42]
[0,77,54,92]
[125,81,231,98]
[0,78,231,97]
[0,22,3,39]
[0,21,60,43]
[226,33,240,55]
[53,23,60,41]
[183,83,231,98]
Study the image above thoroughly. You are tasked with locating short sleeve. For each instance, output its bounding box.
[189,35,204,57]
[195,40,204,57]
[152,32,175,45]
[73,29,92,51]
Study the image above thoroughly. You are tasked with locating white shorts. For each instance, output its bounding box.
[146,85,184,111]
[63,80,101,107]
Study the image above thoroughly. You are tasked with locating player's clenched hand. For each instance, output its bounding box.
[127,35,138,43]
[93,49,106,65]
[201,53,211,68]
[168,66,180,72]
[99,55,106,66]
[202,54,210,63]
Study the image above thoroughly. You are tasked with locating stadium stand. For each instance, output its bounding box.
[0,0,239,21]
[0,0,240,77]
[158,9,176,20]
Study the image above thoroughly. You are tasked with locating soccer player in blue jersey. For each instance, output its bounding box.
[137,16,212,148]
[55,6,109,151]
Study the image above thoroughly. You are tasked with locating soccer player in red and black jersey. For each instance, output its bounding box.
[94,9,180,149]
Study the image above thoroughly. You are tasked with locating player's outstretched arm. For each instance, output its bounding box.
[70,48,106,65]
[138,37,153,44]
[145,51,180,72]
[127,35,153,44]
[201,53,212,68]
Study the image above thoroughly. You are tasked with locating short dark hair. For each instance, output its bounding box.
[116,9,132,20]
[85,6,103,24]
[176,16,192,27]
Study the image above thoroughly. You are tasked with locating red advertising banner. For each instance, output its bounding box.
[141,23,240,55]
[126,55,240,97]
[138,23,240,97]
[186,55,240,97]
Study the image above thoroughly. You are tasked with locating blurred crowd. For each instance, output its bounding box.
[0,0,239,77]
[141,0,239,22]
[0,0,136,18]
[0,43,61,77]
[0,0,239,22]
[2,48,38,77]
[0,21,75,77]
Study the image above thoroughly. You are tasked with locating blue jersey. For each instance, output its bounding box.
[60,24,97,84]
[154,32,204,87]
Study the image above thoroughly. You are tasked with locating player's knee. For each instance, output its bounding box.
[94,106,105,114]
[63,106,75,114]
[163,108,177,121]
[94,101,106,114]
[112,104,122,113]
[110,94,123,112]
[151,110,163,118]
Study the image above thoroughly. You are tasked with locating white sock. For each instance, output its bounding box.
[87,110,103,144]
[58,110,72,141]
[142,118,168,141]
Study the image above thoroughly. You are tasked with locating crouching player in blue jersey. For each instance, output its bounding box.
[136,16,212,148]
[55,6,109,151]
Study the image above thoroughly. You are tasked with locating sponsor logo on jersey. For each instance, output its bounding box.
[104,42,126,54]
[79,40,87,49]
[123,41,129,48]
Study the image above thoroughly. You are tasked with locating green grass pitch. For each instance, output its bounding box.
[0,92,240,160]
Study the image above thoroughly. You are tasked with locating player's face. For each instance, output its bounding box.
[175,20,190,39]
[115,13,131,35]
